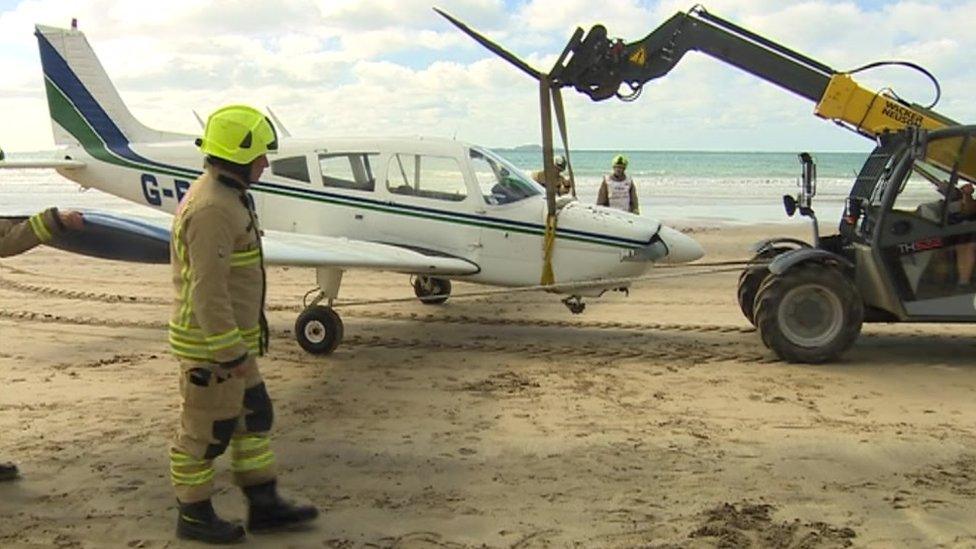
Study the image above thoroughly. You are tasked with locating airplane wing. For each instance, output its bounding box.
[1,211,478,275]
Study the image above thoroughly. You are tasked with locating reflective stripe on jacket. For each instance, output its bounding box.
[0,208,64,258]
[170,167,266,363]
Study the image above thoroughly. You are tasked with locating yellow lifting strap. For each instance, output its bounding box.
[539,77,558,286]
[552,87,577,198]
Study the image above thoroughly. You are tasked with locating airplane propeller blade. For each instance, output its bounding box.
[433,7,543,81]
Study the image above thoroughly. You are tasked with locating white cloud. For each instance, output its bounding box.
[1,0,974,153]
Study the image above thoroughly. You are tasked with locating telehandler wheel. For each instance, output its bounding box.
[753,263,863,364]
[736,247,790,326]
[414,276,452,305]
[295,305,344,355]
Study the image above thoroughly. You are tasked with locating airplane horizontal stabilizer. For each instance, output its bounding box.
[0,159,86,169]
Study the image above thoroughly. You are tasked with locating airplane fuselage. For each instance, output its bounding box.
[55,136,697,290]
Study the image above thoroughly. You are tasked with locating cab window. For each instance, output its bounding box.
[892,158,976,226]
[386,154,467,202]
[319,153,377,192]
[271,156,310,183]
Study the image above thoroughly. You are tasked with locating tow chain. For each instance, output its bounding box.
[323,259,766,308]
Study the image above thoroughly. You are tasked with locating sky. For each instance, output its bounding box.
[0,0,973,153]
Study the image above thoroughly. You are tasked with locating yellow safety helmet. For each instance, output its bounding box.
[197,105,278,165]
[612,154,628,168]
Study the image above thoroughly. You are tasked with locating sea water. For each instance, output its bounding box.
[498,149,867,226]
[0,149,868,226]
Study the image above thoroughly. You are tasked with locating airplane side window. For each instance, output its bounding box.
[319,153,377,192]
[270,156,310,183]
[386,154,467,202]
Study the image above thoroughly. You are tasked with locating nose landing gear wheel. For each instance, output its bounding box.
[294,305,344,355]
[413,276,452,305]
[562,295,586,314]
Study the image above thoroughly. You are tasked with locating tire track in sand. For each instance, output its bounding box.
[0,309,772,364]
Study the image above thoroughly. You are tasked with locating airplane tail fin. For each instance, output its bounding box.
[34,24,191,148]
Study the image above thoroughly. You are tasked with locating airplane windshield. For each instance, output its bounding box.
[469,147,543,205]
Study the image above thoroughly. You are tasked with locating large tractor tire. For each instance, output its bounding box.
[753,263,863,364]
[736,247,790,326]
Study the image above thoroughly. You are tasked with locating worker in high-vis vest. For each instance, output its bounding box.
[1,207,84,481]
[168,105,317,544]
[597,154,640,214]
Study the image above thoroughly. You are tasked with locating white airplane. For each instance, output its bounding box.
[0,23,704,355]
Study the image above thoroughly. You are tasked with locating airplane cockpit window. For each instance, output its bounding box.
[386,154,467,202]
[469,147,542,205]
[270,156,310,183]
[319,153,377,192]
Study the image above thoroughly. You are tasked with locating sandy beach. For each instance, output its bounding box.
[1,222,975,548]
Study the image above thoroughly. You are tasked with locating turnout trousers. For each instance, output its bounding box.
[169,357,277,503]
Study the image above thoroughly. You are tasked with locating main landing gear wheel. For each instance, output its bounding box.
[753,263,863,364]
[737,247,789,326]
[294,305,344,355]
[413,276,452,305]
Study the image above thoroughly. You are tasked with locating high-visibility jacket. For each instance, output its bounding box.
[597,175,640,214]
[0,208,65,258]
[169,167,267,364]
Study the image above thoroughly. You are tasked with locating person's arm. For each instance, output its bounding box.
[0,208,66,258]
[630,181,640,215]
[183,206,249,366]
[597,180,609,206]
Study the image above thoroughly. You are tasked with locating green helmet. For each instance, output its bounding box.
[612,154,628,168]
[197,105,278,165]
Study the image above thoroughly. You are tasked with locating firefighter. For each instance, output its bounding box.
[531,155,573,196]
[168,105,317,544]
[1,207,84,481]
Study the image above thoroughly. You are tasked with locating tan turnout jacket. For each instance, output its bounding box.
[169,167,266,364]
[0,209,65,258]
[531,170,573,196]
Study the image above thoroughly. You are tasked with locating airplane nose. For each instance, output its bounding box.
[657,226,704,264]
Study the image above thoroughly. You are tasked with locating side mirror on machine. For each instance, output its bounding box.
[783,194,797,217]
[784,152,817,218]
[792,152,821,247]
[798,152,817,213]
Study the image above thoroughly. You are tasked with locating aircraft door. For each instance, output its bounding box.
[316,152,383,240]
[466,148,545,285]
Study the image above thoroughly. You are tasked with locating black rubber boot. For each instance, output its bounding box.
[0,462,19,481]
[176,499,245,544]
[243,480,318,532]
